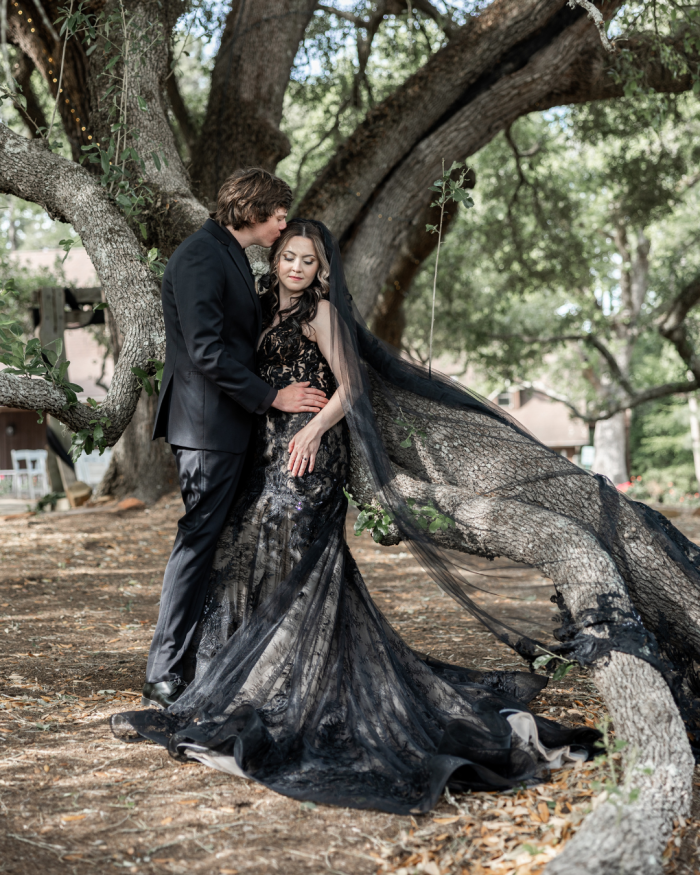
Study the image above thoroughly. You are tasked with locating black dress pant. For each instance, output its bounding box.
[146,446,246,683]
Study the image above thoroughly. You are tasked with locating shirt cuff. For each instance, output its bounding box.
[255,386,278,415]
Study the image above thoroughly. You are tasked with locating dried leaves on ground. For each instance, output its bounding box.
[0,495,698,874]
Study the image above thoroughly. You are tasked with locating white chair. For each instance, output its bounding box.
[74,447,112,488]
[11,449,50,499]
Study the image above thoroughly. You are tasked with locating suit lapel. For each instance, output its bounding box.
[227,242,261,323]
[202,220,261,329]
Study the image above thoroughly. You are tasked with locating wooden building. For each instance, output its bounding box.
[0,407,47,470]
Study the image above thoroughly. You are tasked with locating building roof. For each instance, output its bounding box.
[506,391,589,448]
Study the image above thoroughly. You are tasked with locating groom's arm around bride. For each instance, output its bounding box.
[142,168,327,708]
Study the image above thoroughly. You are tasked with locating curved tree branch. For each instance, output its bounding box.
[347,380,696,872]
[0,122,164,442]
[566,0,616,53]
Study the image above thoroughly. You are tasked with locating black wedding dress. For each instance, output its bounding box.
[112,316,600,815]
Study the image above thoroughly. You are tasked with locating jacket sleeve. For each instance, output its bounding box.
[173,238,277,414]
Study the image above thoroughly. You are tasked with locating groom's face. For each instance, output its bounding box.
[251,208,288,248]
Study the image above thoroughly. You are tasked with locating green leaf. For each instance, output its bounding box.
[93,302,109,311]
[151,151,161,171]
[399,438,412,448]
[342,487,358,507]
[532,654,553,670]
[92,423,104,441]
[137,95,148,111]
[552,662,574,681]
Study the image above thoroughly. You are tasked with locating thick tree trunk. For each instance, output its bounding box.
[7,0,92,161]
[351,379,700,670]
[189,0,318,205]
[372,187,462,347]
[85,0,206,254]
[593,412,629,485]
[545,651,693,875]
[96,389,177,504]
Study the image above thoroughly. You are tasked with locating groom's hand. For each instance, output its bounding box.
[271,382,329,414]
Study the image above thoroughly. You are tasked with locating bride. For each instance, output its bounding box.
[112,219,599,815]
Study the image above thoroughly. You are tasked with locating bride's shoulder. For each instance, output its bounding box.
[314,299,331,320]
[304,300,332,343]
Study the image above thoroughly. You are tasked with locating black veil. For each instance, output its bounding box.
[302,218,700,708]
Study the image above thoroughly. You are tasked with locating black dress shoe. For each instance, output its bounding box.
[141,679,186,709]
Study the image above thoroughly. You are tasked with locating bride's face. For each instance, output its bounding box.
[277,236,319,296]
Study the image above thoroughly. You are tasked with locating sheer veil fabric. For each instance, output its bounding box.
[112,221,651,814]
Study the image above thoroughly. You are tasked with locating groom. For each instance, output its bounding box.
[143,168,328,708]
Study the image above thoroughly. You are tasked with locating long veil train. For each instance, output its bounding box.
[111,221,698,813]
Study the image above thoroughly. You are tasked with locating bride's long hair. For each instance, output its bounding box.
[260,220,331,331]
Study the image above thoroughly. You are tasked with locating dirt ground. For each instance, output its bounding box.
[0,494,698,875]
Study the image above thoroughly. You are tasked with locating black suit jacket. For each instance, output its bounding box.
[153,219,277,453]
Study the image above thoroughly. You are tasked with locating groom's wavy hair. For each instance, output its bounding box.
[212,167,292,230]
[260,220,331,332]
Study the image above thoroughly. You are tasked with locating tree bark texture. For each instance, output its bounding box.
[84,0,206,254]
[298,0,695,319]
[371,188,461,347]
[11,50,49,136]
[189,0,319,205]
[96,389,178,503]
[0,125,164,441]
[7,0,92,160]
[545,652,694,875]
[346,380,695,873]
[351,380,700,667]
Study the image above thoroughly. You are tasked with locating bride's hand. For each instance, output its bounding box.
[288,423,323,476]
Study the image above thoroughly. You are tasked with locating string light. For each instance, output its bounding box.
[14,10,96,149]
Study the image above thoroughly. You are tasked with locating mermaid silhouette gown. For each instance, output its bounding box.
[112,320,598,814]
